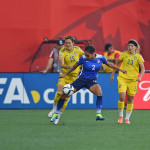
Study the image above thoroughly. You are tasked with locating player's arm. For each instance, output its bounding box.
[137,63,145,82]
[106,61,126,73]
[59,58,72,69]
[108,60,125,83]
[40,58,53,73]
[59,63,79,78]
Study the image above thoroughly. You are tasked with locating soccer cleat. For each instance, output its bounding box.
[118,116,123,124]
[50,113,58,122]
[48,110,55,118]
[53,115,60,125]
[125,119,130,124]
[96,113,105,121]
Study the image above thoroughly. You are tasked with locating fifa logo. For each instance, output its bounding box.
[0,77,94,107]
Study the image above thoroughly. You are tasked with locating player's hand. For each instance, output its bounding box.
[110,75,114,83]
[40,70,47,74]
[67,66,72,69]
[59,74,66,78]
[120,69,127,74]
[136,77,141,82]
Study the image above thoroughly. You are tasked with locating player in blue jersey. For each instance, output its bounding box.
[51,45,127,124]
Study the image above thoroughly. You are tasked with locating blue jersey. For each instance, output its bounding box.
[77,54,108,80]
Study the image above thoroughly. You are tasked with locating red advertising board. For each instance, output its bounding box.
[134,73,150,109]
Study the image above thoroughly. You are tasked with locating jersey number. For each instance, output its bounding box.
[92,65,95,70]
[70,56,75,62]
[127,59,133,65]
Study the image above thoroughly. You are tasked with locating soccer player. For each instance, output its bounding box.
[110,39,145,124]
[50,45,127,124]
[48,36,84,123]
[103,43,120,73]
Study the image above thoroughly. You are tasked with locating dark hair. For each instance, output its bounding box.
[105,43,112,51]
[85,45,95,54]
[65,36,74,43]
[128,40,138,47]
[57,40,64,45]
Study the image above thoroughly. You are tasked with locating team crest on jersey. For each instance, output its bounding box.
[59,52,62,57]
[74,51,77,55]
[97,59,100,63]
[134,57,137,60]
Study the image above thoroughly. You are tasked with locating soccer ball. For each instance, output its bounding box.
[63,84,74,96]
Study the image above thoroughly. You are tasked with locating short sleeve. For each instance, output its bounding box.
[102,56,108,64]
[138,55,144,64]
[77,56,84,65]
[59,50,64,59]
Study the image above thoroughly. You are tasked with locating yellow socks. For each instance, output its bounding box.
[53,92,62,108]
[125,103,133,120]
[118,100,124,117]
[126,103,133,112]
[118,100,133,121]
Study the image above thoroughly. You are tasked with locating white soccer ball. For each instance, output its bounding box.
[63,84,74,96]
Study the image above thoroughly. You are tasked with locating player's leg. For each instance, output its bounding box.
[48,84,63,117]
[53,95,70,124]
[51,89,77,122]
[52,77,85,123]
[51,93,68,122]
[59,76,77,113]
[89,83,104,120]
[118,92,126,124]
[48,76,69,117]
[52,77,81,124]
[53,76,77,123]
[125,81,137,124]
[125,94,134,124]
[117,77,127,124]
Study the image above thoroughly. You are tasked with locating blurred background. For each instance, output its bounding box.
[0,0,150,72]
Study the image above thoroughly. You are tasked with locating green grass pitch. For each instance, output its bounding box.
[0,109,150,150]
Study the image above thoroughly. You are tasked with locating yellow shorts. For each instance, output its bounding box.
[57,75,78,86]
[117,76,138,96]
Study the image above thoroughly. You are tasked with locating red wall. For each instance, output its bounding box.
[0,0,150,72]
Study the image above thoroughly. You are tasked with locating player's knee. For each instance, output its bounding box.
[96,91,102,96]
[127,98,134,103]
[119,93,126,101]
[119,96,125,101]
[60,93,68,99]
[56,92,62,96]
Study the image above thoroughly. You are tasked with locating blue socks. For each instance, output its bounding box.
[56,96,102,114]
[55,98,65,113]
[96,96,102,114]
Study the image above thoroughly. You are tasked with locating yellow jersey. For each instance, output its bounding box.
[59,46,84,77]
[118,51,144,80]
[104,50,120,73]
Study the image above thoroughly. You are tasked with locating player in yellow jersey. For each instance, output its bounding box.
[48,36,84,124]
[110,39,145,124]
[103,43,120,73]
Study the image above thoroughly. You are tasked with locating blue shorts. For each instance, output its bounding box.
[71,77,98,91]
